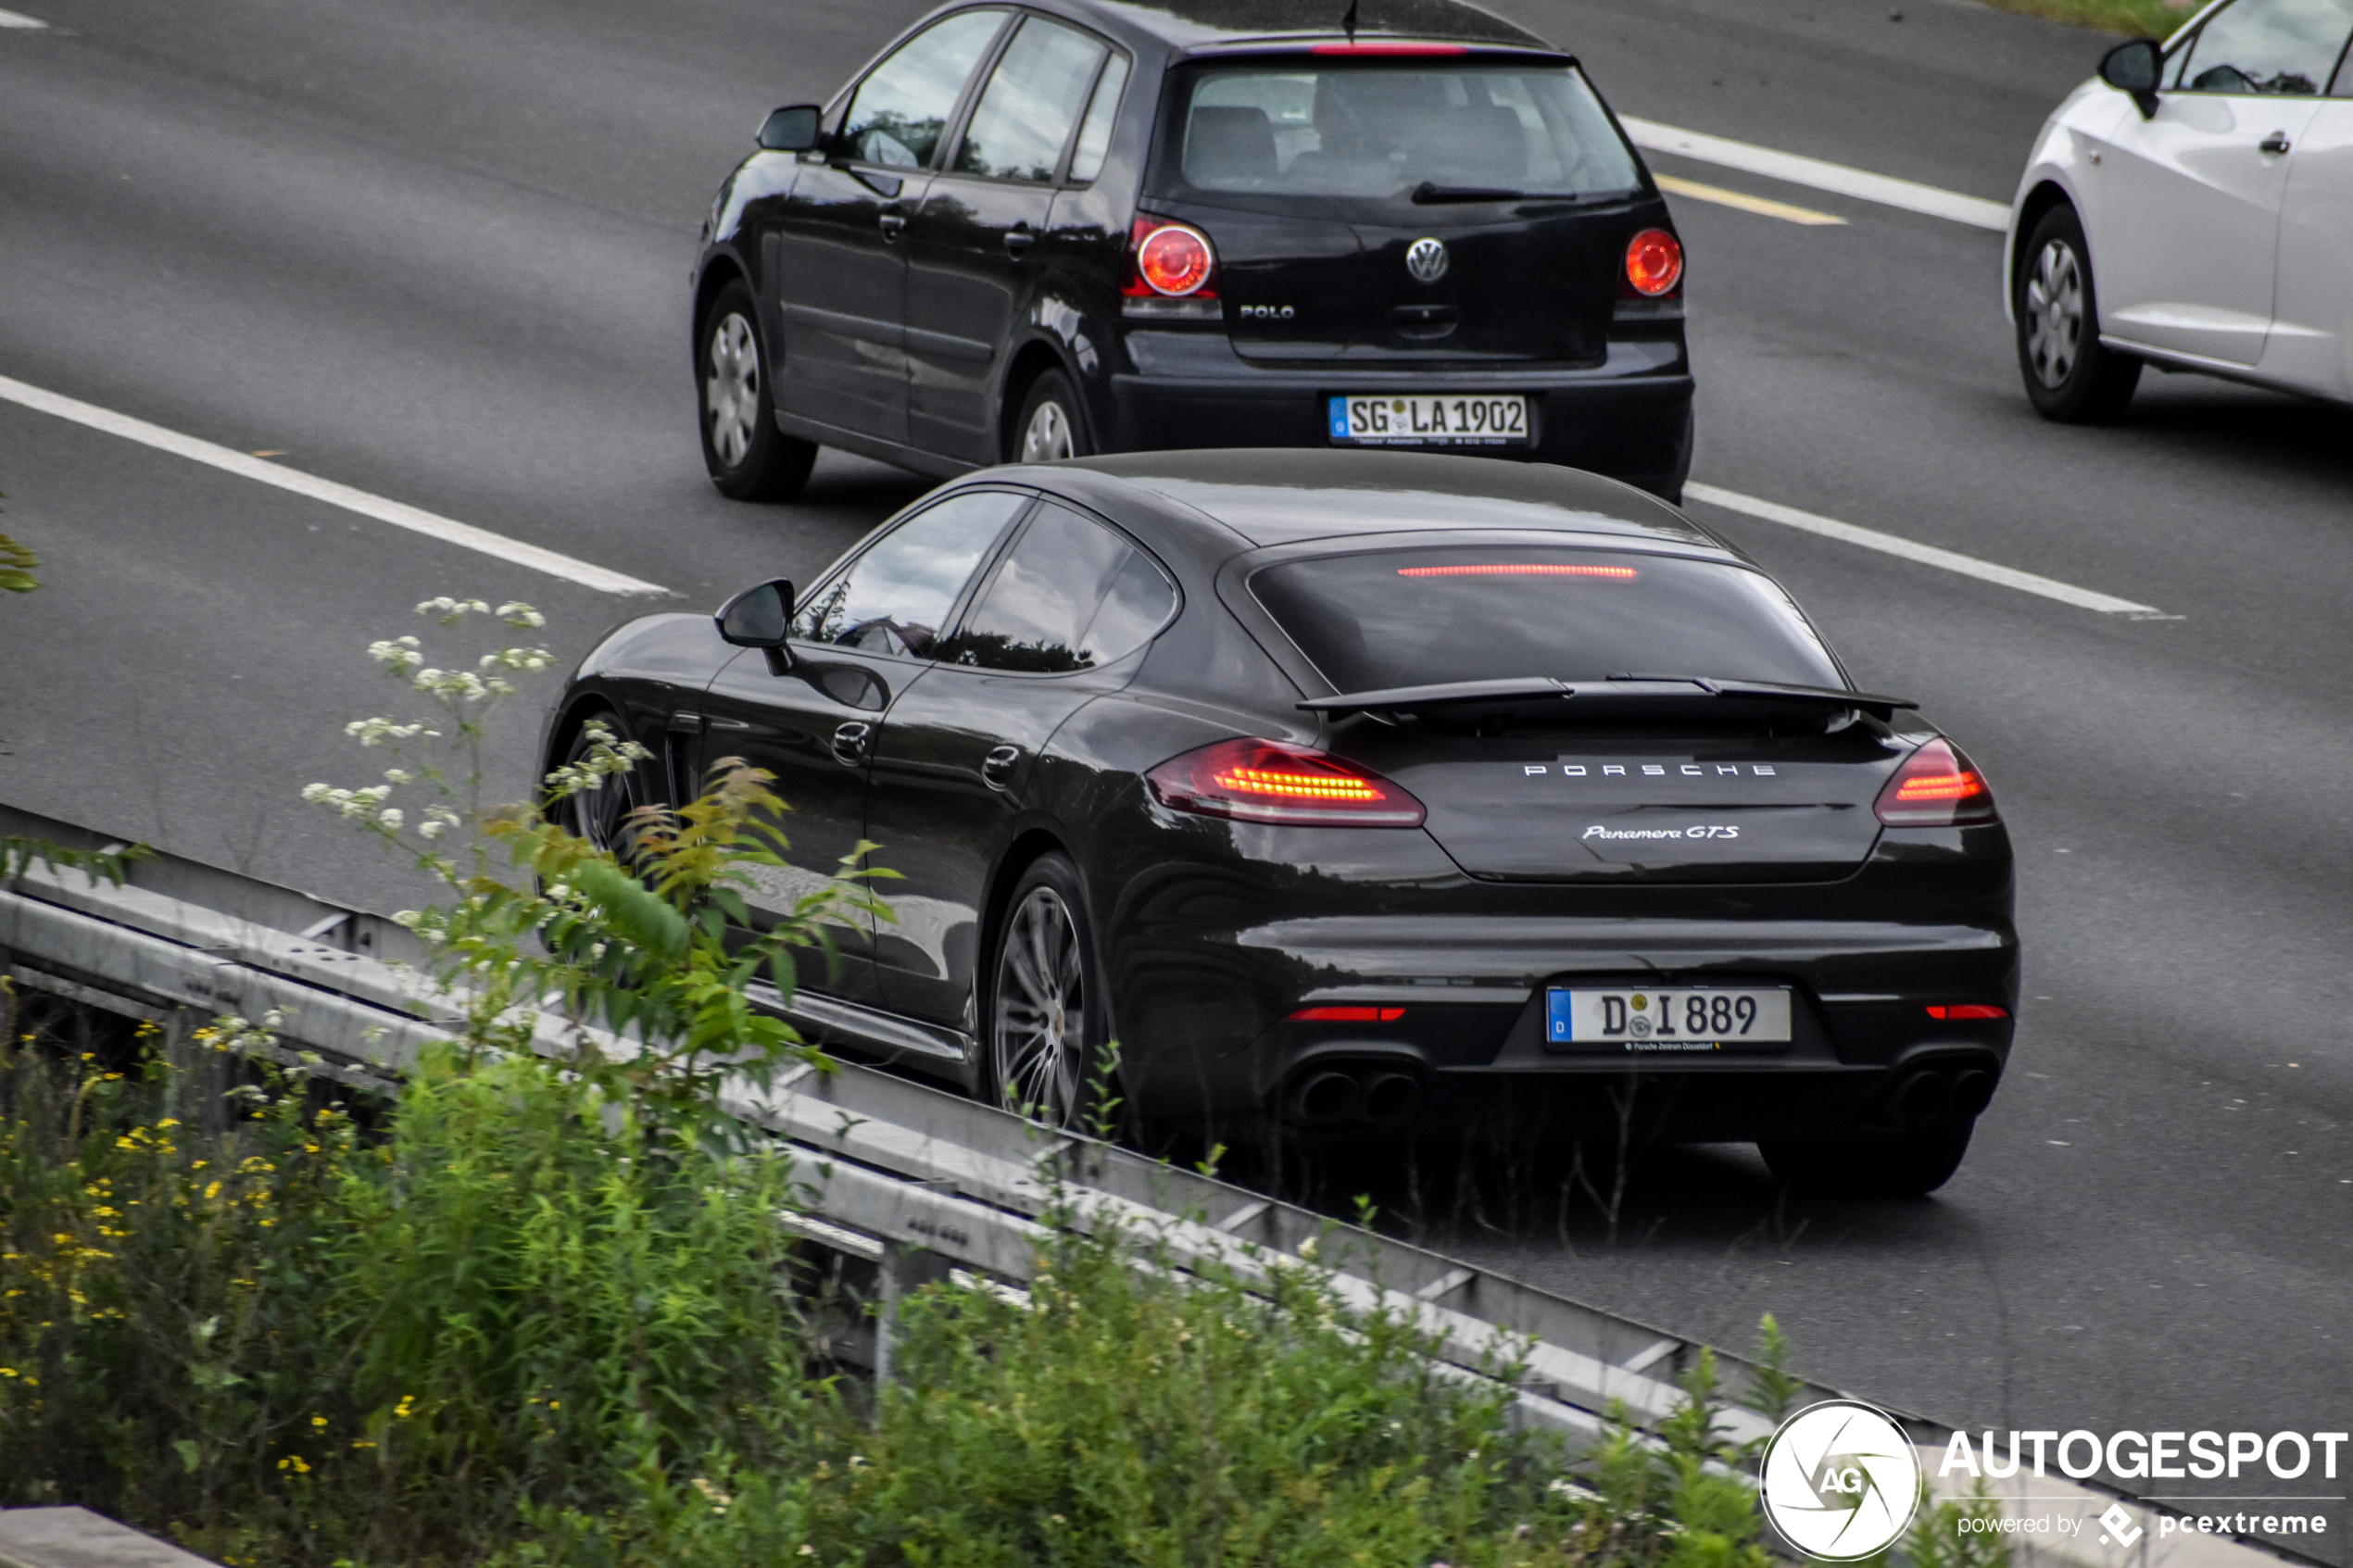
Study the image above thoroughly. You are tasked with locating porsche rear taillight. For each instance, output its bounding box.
[1125,216,1219,298]
[1874,738,1998,826]
[1146,738,1425,827]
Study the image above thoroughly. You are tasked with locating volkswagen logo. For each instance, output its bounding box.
[1404,236,1449,283]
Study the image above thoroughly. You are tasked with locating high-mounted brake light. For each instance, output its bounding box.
[1126,216,1218,297]
[1874,738,1998,827]
[1398,563,1638,580]
[1926,1005,2008,1020]
[1289,1005,1408,1022]
[1623,227,1683,297]
[1146,738,1426,827]
[1310,41,1467,54]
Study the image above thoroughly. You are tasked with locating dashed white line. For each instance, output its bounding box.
[0,373,668,596]
[1621,118,2012,232]
[1683,482,2168,617]
[0,6,49,25]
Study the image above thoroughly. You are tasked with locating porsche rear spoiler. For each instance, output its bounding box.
[1300,674,1918,720]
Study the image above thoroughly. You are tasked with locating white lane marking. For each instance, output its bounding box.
[0,373,668,596]
[1683,482,2168,617]
[0,7,49,25]
[1622,118,2011,232]
[1654,173,1845,227]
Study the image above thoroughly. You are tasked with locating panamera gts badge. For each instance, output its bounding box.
[1405,236,1450,283]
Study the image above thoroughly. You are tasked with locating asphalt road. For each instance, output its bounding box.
[4,0,2349,1544]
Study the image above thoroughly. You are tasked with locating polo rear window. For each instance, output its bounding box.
[1151,59,1640,205]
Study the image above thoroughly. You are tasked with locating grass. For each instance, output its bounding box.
[0,998,1791,1568]
[1968,0,2201,41]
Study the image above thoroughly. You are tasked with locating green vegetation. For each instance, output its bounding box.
[1970,0,2195,42]
[0,1011,1791,1568]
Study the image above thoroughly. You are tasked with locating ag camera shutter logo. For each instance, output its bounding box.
[1760,1400,1922,1560]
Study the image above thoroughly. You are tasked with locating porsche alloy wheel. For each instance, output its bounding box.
[988,858,1102,1125]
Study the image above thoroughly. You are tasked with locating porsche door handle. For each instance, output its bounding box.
[981,743,1022,790]
[831,721,873,766]
[2259,131,2292,155]
[1001,226,1037,258]
[877,212,908,243]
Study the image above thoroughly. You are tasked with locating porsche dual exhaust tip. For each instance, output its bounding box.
[1892,1062,2001,1123]
[1288,1065,1423,1128]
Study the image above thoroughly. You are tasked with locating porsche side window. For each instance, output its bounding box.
[2170,0,2353,94]
[838,9,1007,169]
[940,502,1175,672]
[791,490,1029,658]
[955,17,1109,182]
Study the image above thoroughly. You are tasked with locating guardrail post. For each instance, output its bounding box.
[874,1240,903,1391]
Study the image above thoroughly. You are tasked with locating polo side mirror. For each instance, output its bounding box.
[2101,38,2162,119]
[716,578,794,647]
[757,105,824,154]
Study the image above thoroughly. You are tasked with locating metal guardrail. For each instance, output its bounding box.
[0,802,2315,1568]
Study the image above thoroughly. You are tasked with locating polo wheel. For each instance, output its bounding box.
[1009,370,1090,463]
[698,281,818,501]
[1758,1118,1974,1198]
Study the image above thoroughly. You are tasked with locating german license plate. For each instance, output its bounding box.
[1328,394,1529,446]
[1545,986,1793,1053]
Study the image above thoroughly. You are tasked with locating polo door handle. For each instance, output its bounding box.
[982,743,1022,790]
[2259,131,2292,155]
[832,721,873,766]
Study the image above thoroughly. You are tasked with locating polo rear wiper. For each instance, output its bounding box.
[1300,674,1917,720]
[1410,182,1600,205]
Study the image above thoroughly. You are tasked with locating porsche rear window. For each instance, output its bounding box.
[1252,547,1843,692]
[1153,60,1640,202]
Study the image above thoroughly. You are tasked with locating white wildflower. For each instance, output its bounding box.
[378,809,404,830]
[368,636,424,676]
[418,821,447,840]
[383,768,412,784]
[497,601,546,628]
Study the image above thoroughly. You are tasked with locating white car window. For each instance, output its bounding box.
[2168,0,2353,94]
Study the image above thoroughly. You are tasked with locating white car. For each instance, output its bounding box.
[2005,0,2353,420]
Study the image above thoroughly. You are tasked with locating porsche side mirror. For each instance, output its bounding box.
[2101,38,2162,119]
[757,104,824,154]
[717,578,794,648]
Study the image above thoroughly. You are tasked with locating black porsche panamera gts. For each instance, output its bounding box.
[546,451,2017,1196]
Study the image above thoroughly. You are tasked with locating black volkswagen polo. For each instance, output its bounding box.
[547,452,2017,1198]
[692,0,1694,505]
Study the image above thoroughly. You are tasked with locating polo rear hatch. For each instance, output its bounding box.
[1246,544,1969,884]
[1140,51,1664,366]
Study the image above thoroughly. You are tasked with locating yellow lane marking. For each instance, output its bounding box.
[1654,173,1847,227]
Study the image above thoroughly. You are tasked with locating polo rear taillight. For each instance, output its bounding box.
[1874,738,1998,826]
[1622,227,1683,297]
[1146,738,1425,827]
[1125,216,1219,298]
